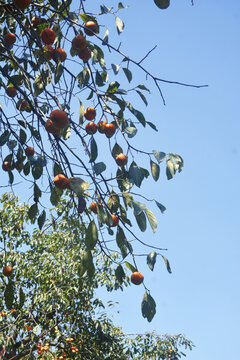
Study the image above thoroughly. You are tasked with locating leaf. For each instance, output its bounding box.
[123,68,132,83]
[116,226,128,259]
[19,287,25,309]
[150,160,160,181]
[155,200,166,214]
[50,186,62,206]
[54,63,63,84]
[95,70,105,86]
[33,70,51,96]
[166,159,175,180]
[53,162,63,177]
[19,129,27,144]
[115,265,125,284]
[62,125,71,140]
[111,143,123,158]
[107,191,120,212]
[152,150,166,163]
[102,29,109,45]
[145,208,157,233]
[147,122,158,131]
[93,162,106,175]
[112,64,121,75]
[0,130,10,146]
[4,281,14,310]
[34,183,42,200]
[124,126,137,138]
[129,162,145,188]
[161,255,172,273]
[115,16,124,34]
[125,261,136,273]
[32,162,43,180]
[136,90,148,106]
[147,251,157,271]
[28,203,38,221]
[131,200,146,215]
[79,101,84,125]
[85,220,98,250]
[154,0,170,10]
[69,177,89,195]
[81,250,95,278]
[38,210,46,230]
[137,84,150,92]
[141,292,156,322]
[135,211,147,232]
[23,161,30,176]
[107,81,120,94]
[90,137,98,162]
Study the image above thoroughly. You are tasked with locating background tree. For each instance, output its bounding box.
[0,193,194,359]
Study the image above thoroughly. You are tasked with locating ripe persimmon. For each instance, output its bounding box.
[6,87,17,98]
[84,21,99,36]
[85,122,97,135]
[14,0,31,10]
[109,214,119,227]
[52,48,67,62]
[89,201,102,214]
[2,161,14,172]
[105,123,116,138]
[54,174,70,189]
[18,99,29,111]
[84,107,96,121]
[25,147,34,157]
[97,121,106,134]
[3,265,13,277]
[40,28,56,45]
[72,35,86,50]
[4,33,16,46]
[131,271,144,285]
[115,153,128,167]
[45,120,61,135]
[50,109,69,129]
[78,47,91,62]
[31,16,41,26]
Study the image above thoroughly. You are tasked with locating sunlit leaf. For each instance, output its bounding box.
[147,251,157,271]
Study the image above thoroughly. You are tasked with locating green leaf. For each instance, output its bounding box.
[126,102,146,127]
[154,0,170,10]
[147,251,157,271]
[69,177,89,195]
[136,90,148,106]
[122,192,133,209]
[124,126,137,138]
[125,261,136,273]
[0,130,10,146]
[90,137,98,162]
[81,250,95,278]
[32,162,43,180]
[147,121,158,131]
[96,70,105,86]
[93,162,106,175]
[137,84,150,92]
[97,204,106,227]
[102,29,109,45]
[23,161,30,176]
[152,150,166,163]
[129,162,145,188]
[79,101,84,125]
[19,129,27,144]
[34,183,42,200]
[112,64,121,75]
[131,200,146,215]
[150,160,160,181]
[107,191,120,212]
[4,281,14,310]
[135,211,147,232]
[85,220,98,250]
[116,226,128,259]
[62,125,71,140]
[38,210,46,230]
[145,208,157,233]
[166,159,175,180]
[107,81,120,94]
[115,16,124,34]
[54,63,63,84]
[50,186,62,206]
[19,287,25,309]
[162,255,172,273]
[115,265,125,284]
[53,162,63,177]
[28,125,41,140]
[141,292,156,322]
[28,203,38,221]
[33,70,51,96]
[123,68,132,82]
[111,143,123,158]
[155,200,166,214]
[8,171,14,185]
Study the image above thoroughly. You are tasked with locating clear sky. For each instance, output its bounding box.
[1,0,240,359]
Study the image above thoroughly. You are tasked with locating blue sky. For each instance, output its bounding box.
[1,0,240,359]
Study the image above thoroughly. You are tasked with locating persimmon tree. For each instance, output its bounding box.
[0,0,205,326]
[0,193,194,359]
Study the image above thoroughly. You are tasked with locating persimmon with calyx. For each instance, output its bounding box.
[72,35,86,50]
[25,147,34,157]
[50,109,69,129]
[85,122,97,135]
[105,123,116,138]
[84,21,99,36]
[97,121,106,134]
[115,153,128,167]
[78,47,91,62]
[84,107,96,121]
[131,271,144,285]
[3,265,13,277]
[4,33,16,46]
[109,214,119,227]
[40,28,56,45]
[14,0,31,10]
[6,87,17,98]
[52,48,67,62]
[89,201,102,214]
[54,174,70,190]
[45,120,60,135]
[2,161,14,172]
